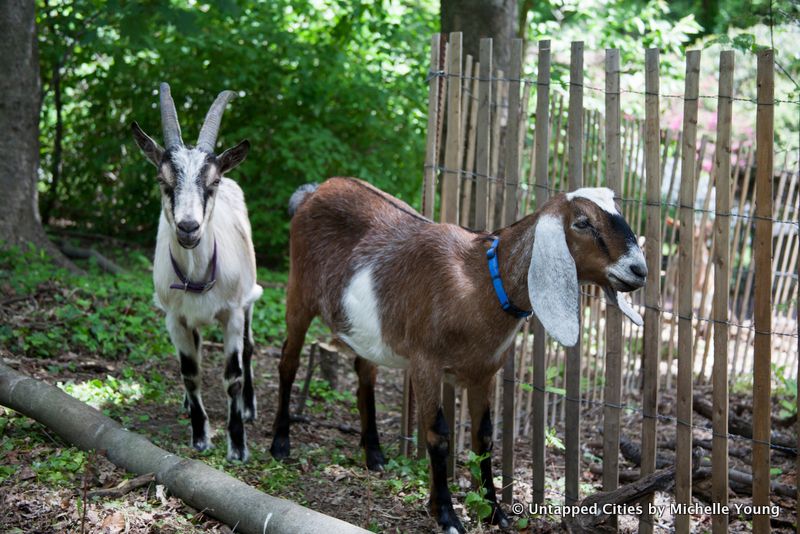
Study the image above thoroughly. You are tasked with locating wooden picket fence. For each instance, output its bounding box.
[399,33,799,533]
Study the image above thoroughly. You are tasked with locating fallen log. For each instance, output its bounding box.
[620,433,796,500]
[57,241,125,275]
[620,434,674,469]
[588,463,639,483]
[693,394,796,455]
[0,360,369,534]
[562,466,676,533]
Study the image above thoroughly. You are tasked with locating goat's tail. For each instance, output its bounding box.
[287,183,319,217]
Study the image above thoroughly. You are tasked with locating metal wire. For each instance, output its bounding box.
[426,70,800,106]
[422,164,800,228]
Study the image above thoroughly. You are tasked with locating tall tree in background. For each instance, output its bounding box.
[441,0,518,74]
[0,1,70,267]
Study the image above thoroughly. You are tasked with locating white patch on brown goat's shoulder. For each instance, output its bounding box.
[339,267,409,369]
[566,187,618,214]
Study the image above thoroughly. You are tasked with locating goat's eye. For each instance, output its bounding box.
[573,219,591,230]
[210,179,221,187]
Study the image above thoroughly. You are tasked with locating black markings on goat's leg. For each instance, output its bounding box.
[241,307,256,422]
[427,407,463,533]
[224,349,248,462]
[355,357,384,470]
[475,409,509,528]
[179,351,210,451]
[476,409,498,502]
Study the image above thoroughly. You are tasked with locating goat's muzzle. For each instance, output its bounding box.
[176,220,201,249]
[605,247,647,293]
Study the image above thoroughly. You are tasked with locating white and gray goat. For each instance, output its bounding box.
[132,83,262,461]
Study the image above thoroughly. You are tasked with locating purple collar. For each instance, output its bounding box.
[169,241,217,293]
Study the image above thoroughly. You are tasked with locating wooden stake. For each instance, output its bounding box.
[639,48,661,534]
[475,39,492,232]
[711,49,734,534]
[676,49,700,534]
[531,39,551,505]
[501,38,524,504]
[565,40,584,506]
[752,48,774,534]
[602,48,623,501]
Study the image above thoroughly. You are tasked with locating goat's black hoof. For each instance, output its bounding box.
[192,436,213,452]
[365,448,385,471]
[437,505,465,534]
[486,504,510,529]
[227,445,250,463]
[270,435,291,460]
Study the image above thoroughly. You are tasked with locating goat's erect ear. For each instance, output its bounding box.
[528,214,580,346]
[217,139,250,175]
[131,122,163,167]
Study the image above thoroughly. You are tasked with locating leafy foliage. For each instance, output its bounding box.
[36,1,437,264]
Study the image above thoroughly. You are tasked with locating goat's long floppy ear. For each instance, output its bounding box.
[131,122,163,167]
[528,214,580,346]
[217,140,250,175]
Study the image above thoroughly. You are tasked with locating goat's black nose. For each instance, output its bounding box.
[177,220,200,233]
[630,263,647,278]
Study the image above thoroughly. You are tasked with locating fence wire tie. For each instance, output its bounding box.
[426,70,446,83]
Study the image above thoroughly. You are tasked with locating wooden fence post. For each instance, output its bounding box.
[531,39,551,505]
[712,49,734,534]
[602,48,623,508]
[474,39,492,233]
[565,40,584,506]
[752,48,774,534]
[639,47,661,534]
[675,49,700,534]
[440,31,463,477]
[501,37,524,505]
[412,33,445,459]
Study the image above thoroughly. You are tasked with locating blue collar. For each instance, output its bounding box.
[486,237,532,319]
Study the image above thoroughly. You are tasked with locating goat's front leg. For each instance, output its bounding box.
[222,308,249,462]
[241,304,256,422]
[166,314,211,451]
[467,379,510,528]
[354,356,385,471]
[413,363,465,534]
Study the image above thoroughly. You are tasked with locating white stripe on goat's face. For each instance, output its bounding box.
[566,187,619,215]
[159,146,220,249]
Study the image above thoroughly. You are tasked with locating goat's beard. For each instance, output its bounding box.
[602,285,643,326]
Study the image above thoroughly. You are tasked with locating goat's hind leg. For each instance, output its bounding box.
[241,304,256,422]
[167,314,211,451]
[223,308,249,462]
[270,308,312,461]
[354,356,385,471]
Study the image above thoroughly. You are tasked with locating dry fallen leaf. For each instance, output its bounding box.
[18,467,35,481]
[100,510,125,534]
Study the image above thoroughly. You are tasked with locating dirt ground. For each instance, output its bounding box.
[1,271,797,533]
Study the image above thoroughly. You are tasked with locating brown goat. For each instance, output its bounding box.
[271,177,646,533]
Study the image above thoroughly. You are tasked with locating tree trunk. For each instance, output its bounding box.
[440,0,518,75]
[0,1,74,270]
[0,360,370,534]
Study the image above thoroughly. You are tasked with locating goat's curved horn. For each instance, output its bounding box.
[159,83,183,149]
[196,90,237,153]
